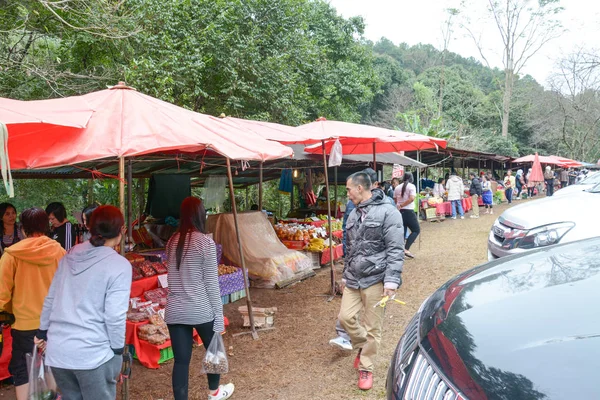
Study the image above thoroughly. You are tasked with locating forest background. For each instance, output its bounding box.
[1,0,598,217]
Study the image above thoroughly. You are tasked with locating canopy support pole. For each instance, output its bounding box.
[373,142,377,172]
[322,140,336,295]
[119,157,125,256]
[138,178,145,229]
[226,158,258,340]
[417,151,422,251]
[258,162,264,211]
[127,160,133,246]
[118,156,130,400]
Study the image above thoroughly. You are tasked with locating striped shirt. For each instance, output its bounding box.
[164,231,224,332]
[49,222,76,251]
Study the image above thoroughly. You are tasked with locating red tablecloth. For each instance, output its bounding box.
[0,326,12,381]
[434,198,473,216]
[320,245,344,265]
[131,275,164,298]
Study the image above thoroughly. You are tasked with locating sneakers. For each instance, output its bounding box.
[329,336,352,351]
[460,216,465,219]
[451,216,457,220]
[470,215,479,219]
[208,383,235,400]
[358,370,373,390]
[353,349,362,369]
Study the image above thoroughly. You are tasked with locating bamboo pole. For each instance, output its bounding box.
[226,158,258,339]
[138,178,145,229]
[258,162,263,211]
[119,157,125,256]
[322,141,336,295]
[372,142,377,171]
[334,167,338,210]
[127,160,133,246]
[118,157,130,400]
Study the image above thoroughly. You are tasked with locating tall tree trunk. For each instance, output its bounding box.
[502,68,513,138]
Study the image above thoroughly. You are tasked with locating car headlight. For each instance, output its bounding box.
[507,222,575,250]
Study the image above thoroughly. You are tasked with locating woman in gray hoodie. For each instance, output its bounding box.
[35,205,131,400]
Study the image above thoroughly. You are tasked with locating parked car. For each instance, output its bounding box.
[553,170,600,197]
[386,237,600,400]
[487,182,600,260]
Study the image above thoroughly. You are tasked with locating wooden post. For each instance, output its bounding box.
[322,141,336,295]
[372,142,377,171]
[118,157,130,400]
[138,178,145,229]
[119,157,125,256]
[87,179,94,204]
[127,160,133,245]
[258,162,263,211]
[226,158,258,339]
[245,186,249,210]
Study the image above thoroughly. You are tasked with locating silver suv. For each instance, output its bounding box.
[488,182,600,259]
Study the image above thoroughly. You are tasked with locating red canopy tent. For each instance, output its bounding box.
[514,154,581,168]
[529,153,544,183]
[6,83,297,345]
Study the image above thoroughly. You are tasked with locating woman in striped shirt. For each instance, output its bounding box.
[166,197,234,400]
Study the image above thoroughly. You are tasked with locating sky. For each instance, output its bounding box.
[328,0,600,86]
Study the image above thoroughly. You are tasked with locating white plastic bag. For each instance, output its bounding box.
[328,139,343,167]
[201,333,228,374]
[26,346,58,400]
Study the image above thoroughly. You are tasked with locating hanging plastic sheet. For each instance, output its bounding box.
[328,139,343,167]
[204,175,228,210]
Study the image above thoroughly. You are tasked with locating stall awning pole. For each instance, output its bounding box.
[373,142,377,171]
[226,158,258,340]
[322,140,336,295]
[119,157,126,257]
[258,161,264,211]
[127,160,133,245]
[118,156,130,400]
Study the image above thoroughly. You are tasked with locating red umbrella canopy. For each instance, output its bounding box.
[0,96,93,131]
[529,153,545,182]
[218,116,328,145]
[299,119,447,154]
[8,83,293,169]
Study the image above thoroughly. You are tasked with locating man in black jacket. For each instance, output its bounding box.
[469,172,483,219]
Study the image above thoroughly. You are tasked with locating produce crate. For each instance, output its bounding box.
[281,240,306,250]
[301,251,321,269]
[128,344,174,365]
[221,295,230,305]
[229,289,247,303]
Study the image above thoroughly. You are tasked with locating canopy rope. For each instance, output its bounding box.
[0,123,14,198]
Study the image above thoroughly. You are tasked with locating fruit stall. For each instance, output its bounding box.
[273,216,344,267]
[124,249,243,368]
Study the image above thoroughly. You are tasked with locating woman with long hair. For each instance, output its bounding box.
[0,203,22,254]
[393,172,420,259]
[36,206,131,399]
[165,197,234,400]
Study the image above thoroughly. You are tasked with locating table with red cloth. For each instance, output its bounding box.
[128,275,230,368]
[434,197,473,216]
[0,326,12,381]
[320,245,344,265]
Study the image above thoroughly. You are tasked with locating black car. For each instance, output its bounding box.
[387,237,600,400]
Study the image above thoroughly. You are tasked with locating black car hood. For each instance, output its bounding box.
[420,238,600,400]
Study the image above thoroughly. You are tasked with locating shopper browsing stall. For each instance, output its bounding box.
[481,175,494,214]
[165,197,234,400]
[35,205,131,400]
[0,208,65,400]
[446,172,465,219]
[81,204,99,242]
[0,203,22,255]
[468,172,482,219]
[46,202,76,250]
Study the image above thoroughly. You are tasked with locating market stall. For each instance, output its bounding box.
[124,253,241,368]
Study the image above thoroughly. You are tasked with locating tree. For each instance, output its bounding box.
[462,0,563,138]
[438,8,460,117]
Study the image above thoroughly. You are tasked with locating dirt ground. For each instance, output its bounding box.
[0,202,514,400]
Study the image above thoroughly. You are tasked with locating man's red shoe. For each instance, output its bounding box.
[353,349,362,369]
[358,370,373,390]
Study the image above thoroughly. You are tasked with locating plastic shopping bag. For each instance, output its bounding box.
[328,139,343,167]
[26,346,58,400]
[201,333,228,374]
